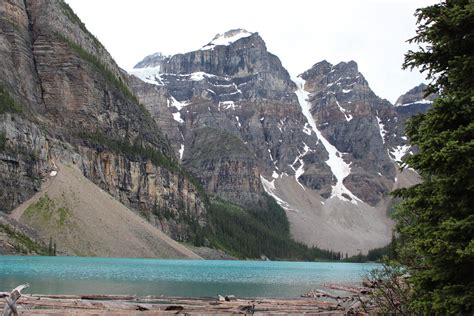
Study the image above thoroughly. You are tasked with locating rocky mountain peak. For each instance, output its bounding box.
[332,60,359,77]
[302,60,359,80]
[133,52,167,69]
[300,60,365,95]
[202,28,254,50]
[394,83,438,135]
[395,83,436,107]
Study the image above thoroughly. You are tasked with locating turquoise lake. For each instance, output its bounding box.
[0,256,379,298]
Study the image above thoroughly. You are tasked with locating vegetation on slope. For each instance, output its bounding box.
[78,131,206,196]
[24,194,70,229]
[0,84,23,114]
[0,222,50,255]
[0,132,6,151]
[206,195,341,261]
[57,0,103,50]
[55,33,139,105]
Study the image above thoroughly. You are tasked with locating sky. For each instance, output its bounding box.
[65,0,439,103]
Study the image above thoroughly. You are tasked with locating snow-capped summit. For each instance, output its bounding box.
[201,28,254,50]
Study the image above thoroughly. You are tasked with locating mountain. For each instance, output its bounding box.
[0,0,204,256]
[1,1,426,258]
[130,29,422,254]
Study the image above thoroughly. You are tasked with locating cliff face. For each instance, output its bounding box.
[0,0,206,243]
[300,60,401,206]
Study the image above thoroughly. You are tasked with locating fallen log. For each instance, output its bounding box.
[3,293,350,315]
[323,283,372,295]
[2,284,29,316]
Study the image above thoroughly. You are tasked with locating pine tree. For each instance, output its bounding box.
[48,237,53,256]
[394,0,474,313]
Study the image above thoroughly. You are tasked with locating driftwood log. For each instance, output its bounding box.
[0,283,376,315]
[0,293,353,315]
[2,284,29,316]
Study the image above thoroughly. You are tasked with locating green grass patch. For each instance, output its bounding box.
[0,84,23,114]
[24,195,55,222]
[24,194,70,227]
[57,207,70,226]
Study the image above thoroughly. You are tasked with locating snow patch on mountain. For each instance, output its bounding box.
[202,29,253,50]
[129,66,163,85]
[169,96,190,123]
[290,143,313,190]
[376,116,387,144]
[292,76,361,204]
[390,145,411,162]
[260,175,294,211]
[189,71,214,81]
[395,99,433,107]
[218,101,237,110]
[335,97,353,121]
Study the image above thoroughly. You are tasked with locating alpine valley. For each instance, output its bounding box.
[0,0,434,259]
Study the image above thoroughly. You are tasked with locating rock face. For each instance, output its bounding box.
[300,60,401,206]
[0,0,206,243]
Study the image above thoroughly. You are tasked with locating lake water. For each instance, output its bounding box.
[0,256,379,298]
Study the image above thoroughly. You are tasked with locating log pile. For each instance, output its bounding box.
[300,283,377,314]
[0,284,375,315]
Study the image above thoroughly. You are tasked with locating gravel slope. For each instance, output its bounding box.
[11,163,202,259]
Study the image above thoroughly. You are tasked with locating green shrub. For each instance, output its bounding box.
[0,132,6,151]
[0,222,49,255]
[55,33,139,105]
[0,85,22,114]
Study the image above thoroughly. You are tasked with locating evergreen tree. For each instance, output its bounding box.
[394,0,474,313]
[48,237,53,256]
